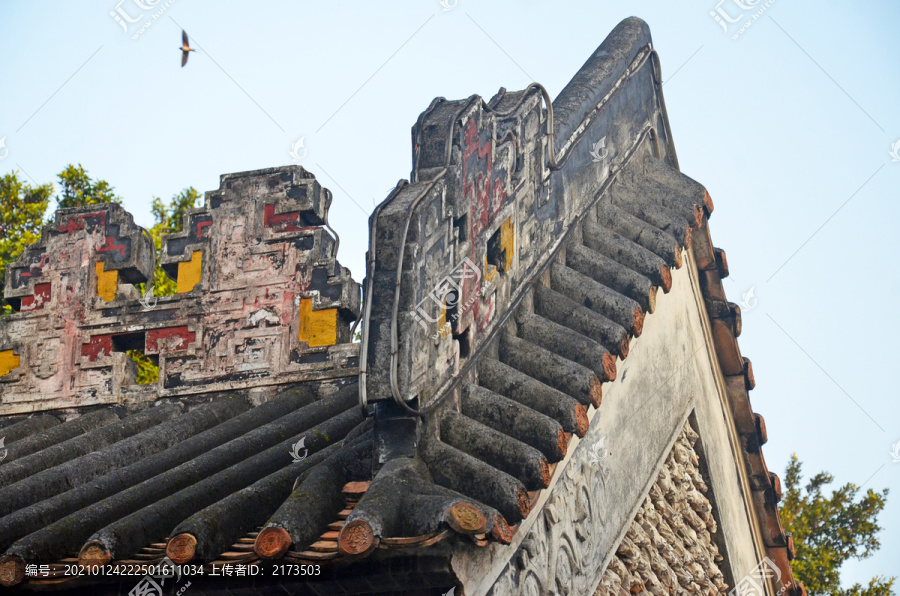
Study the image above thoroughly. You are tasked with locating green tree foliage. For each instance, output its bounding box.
[0,171,53,314]
[146,187,201,296]
[127,351,159,385]
[129,187,201,384]
[56,164,121,209]
[780,455,894,596]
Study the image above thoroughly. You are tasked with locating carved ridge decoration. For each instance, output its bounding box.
[486,421,728,596]
[0,166,361,414]
[484,419,609,596]
[364,89,536,405]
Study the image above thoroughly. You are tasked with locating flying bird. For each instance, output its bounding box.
[180,30,195,67]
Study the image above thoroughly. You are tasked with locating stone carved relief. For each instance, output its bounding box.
[486,425,609,596]
[487,421,728,596]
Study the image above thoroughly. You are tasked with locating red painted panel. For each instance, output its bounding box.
[146,326,196,353]
[264,204,314,233]
[81,335,113,361]
[60,212,107,234]
[463,118,506,239]
[20,283,52,312]
[462,118,508,307]
[96,236,127,257]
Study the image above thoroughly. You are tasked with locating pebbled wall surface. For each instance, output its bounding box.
[593,422,728,596]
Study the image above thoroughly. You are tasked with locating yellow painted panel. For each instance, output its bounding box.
[483,254,498,285]
[0,350,20,377]
[436,302,452,339]
[500,217,514,272]
[176,251,203,293]
[95,261,118,302]
[298,299,338,347]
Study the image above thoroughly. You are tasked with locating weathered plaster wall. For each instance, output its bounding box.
[449,252,766,596]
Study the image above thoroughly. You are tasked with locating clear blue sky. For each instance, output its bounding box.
[1,0,898,586]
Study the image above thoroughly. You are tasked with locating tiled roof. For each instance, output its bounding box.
[0,155,801,596]
[0,387,367,587]
[326,153,803,595]
[0,18,803,596]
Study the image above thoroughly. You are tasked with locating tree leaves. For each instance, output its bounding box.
[56,164,122,209]
[0,171,53,313]
[781,455,894,596]
[144,187,201,298]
